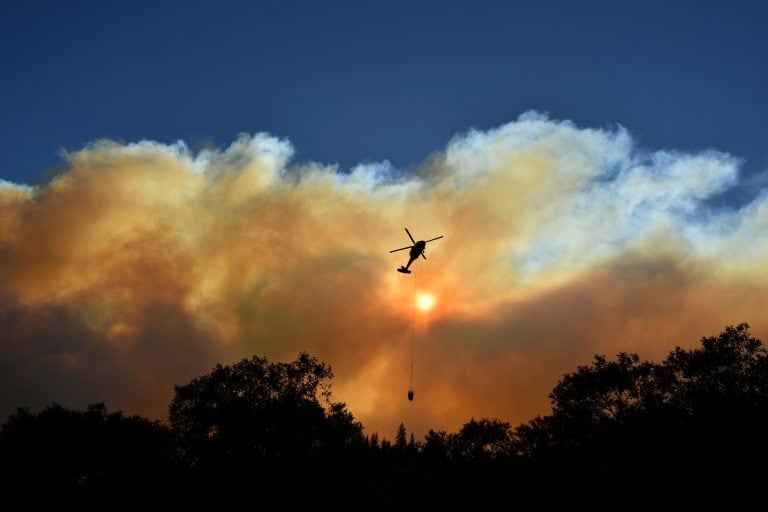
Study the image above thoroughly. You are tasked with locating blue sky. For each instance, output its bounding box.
[2,0,767,200]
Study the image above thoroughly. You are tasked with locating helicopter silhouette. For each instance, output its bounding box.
[389,228,444,273]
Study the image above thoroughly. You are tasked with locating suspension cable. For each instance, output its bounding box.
[410,270,415,390]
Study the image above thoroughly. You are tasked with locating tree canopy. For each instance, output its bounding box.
[169,352,363,467]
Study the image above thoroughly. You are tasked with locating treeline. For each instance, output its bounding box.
[1,324,767,509]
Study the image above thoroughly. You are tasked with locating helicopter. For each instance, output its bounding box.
[389,228,443,273]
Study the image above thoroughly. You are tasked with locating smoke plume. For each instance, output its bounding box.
[2,112,767,436]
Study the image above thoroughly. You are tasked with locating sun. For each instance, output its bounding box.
[416,293,436,312]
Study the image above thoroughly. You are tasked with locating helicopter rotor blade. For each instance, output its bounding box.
[425,235,444,243]
[389,245,414,253]
[404,228,416,244]
[421,251,427,260]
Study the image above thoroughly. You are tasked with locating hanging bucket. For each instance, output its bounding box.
[407,390,414,401]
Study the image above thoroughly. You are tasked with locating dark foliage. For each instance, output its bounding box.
[0,403,176,508]
[511,322,768,507]
[167,352,365,508]
[2,324,767,509]
[169,352,363,464]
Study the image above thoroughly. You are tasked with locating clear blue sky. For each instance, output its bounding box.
[2,0,767,198]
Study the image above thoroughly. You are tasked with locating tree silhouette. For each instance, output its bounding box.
[511,323,768,507]
[369,431,380,450]
[539,352,659,454]
[422,429,450,461]
[451,418,513,461]
[169,352,363,470]
[550,353,653,422]
[664,323,768,410]
[167,352,366,508]
[514,325,768,457]
[408,432,417,454]
[394,422,408,452]
[0,403,175,507]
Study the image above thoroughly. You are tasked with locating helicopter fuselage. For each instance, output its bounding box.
[409,240,426,260]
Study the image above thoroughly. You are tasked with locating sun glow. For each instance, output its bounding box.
[416,293,436,311]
